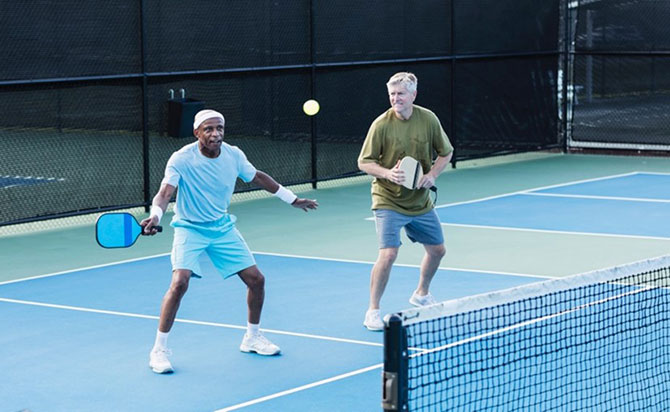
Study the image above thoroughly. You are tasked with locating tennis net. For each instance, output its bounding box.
[382,255,670,411]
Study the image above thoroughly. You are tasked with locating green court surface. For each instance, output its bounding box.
[3,152,670,282]
[0,154,670,281]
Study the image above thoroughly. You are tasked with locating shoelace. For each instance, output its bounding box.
[422,294,435,302]
[248,334,274,348]
[255,334,270,344]
[153,348,172,358]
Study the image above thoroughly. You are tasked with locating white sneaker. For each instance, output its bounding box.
[240,333,281,356]
[409,291,437,307]
[149,347,173,374]
[363,309,384,331]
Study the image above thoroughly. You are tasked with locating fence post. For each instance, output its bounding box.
[140,0,150,212]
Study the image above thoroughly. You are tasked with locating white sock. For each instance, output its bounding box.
[247,322,260,336]
[154,330,169,350]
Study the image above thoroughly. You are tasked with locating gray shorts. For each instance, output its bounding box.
[373,209,444,249]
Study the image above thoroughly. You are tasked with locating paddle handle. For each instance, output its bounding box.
[141,223,162,233]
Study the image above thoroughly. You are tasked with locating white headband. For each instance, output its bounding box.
[193,110,224,129]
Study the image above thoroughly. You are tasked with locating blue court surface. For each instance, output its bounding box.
[437,172,670,239]
[3,170,668,411]
[0,254,542,412]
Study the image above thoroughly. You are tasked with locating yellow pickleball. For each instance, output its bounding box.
[303,99,320,116]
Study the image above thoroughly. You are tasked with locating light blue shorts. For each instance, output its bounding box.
[373,209,444,249]
[170,215,256,279]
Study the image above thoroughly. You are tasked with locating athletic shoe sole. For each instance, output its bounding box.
[363,322,384,331]
[149,364,173,374]
[409,296,436,307]
[239,345,280,356]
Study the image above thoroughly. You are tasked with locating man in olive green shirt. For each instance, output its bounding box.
[358,72,454,331]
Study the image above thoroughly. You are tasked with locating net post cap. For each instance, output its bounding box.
[383,313,402,326]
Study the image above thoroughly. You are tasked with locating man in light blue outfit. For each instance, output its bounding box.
[141,109,318,374]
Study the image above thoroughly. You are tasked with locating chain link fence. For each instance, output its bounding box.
[566,0,670,150]
[2,0,571,229]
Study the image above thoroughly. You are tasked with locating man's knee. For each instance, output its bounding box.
[169,270,191,296]
[249,273,265,290]
[240,267,265,291]
[429,244,446,259]
[378,248,399,264]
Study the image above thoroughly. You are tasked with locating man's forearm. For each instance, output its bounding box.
[428,153,452,179]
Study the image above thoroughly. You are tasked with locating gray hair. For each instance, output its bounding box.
[386,72,418,93]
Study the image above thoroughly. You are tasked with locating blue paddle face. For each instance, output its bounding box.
[96,213,143,248]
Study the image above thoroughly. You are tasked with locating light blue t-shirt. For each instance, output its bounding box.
[162,141,257,223]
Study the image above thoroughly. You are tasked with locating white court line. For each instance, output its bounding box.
[433,171,641,210]
[410,170,670,240]
[1,249,549,287]
[522,192,670,203]
[0,297,384,411]
[0,297,383,348]
[361,171,648,217]
[252,251,552,279]
[441,222,670,241]
[633,171,670,176]
[213,363,383,412]
[515,171,644,193]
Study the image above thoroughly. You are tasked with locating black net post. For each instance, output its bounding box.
[382,314,408,411]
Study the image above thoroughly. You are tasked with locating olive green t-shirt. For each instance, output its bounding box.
[358,105,454,215]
